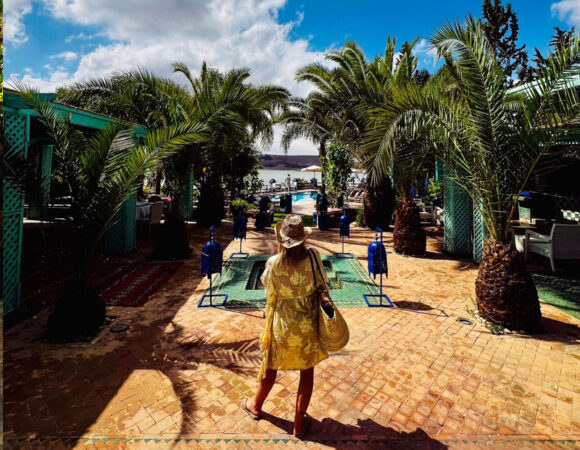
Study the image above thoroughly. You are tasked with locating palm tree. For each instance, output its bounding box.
[281,96,335,195]
[172,61,290,226]
[365,17,580,331]
[15,87,205,338]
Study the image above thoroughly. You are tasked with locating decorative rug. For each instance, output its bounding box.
[100,261,182,307]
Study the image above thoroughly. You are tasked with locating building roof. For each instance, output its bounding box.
[3,89,147,137]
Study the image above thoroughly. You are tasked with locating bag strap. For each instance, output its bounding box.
[307,248,319,290]
[309,248,328,292]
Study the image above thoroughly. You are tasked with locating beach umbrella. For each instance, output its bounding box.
[269,178,276,184]
[301,165,322,172]
[310,177,317,183]
[301,165,322,181]
[360,177,366,183]
[292,178,298,182]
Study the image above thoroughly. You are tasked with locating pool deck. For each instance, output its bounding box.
[3,223,580,449]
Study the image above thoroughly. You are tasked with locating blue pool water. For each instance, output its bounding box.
[269,191,317,203]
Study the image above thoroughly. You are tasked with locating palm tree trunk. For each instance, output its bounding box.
[319,142,326,196]
[393,200,425,256]
[475,239,541,332]
[154,168,162,195]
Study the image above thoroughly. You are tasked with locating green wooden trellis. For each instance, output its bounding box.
[2,113,29,314]
[441,164,472,255]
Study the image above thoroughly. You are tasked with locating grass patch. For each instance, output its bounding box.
[271,213,315,227]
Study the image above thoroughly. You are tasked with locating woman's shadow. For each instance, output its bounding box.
[260,412,448,449]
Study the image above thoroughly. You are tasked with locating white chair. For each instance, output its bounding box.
[137,201,164,236]
[524,224,580,272]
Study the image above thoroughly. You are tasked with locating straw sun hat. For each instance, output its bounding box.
[275,214,312,248]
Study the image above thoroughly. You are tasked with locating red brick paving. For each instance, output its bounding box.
[3,223,580,449]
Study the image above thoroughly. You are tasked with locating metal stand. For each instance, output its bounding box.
[335,235,354,258]
[198,272,228,307]
[335,206,354,258]
[198,227,228,307]
[230,237,249,259]
[363,227,393,307]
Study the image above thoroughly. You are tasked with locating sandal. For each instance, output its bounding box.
[293,413,311,439]
[241,397,261,420]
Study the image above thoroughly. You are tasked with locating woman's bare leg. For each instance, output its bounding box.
[293,367,314,435]
[246,368,277,415]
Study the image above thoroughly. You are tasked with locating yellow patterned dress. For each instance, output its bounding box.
[257,249,329,381]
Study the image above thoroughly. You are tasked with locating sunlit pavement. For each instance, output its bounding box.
[3,223,580,449]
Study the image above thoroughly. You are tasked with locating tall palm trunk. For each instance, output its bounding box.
[476,240,541,332]
[393,200,425,256]
[196,171,225,227]
[319,142,326,195]
[363,176,395,230]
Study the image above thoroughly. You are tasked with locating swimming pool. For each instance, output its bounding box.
[269,191,317,203]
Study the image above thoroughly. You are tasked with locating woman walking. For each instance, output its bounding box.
[241,214,328,438]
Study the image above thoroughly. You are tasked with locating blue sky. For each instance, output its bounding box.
[4,0,580,153]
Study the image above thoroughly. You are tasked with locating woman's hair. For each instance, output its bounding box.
[278,242,307,266]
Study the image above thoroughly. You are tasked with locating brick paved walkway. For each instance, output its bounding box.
[3,224,580,449]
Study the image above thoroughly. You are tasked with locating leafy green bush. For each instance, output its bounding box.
[356,206,365,227]
[230,199,253,217]
[423,178,442,205]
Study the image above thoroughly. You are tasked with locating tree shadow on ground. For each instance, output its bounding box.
[259,413,447,449]
[4,223,245,441]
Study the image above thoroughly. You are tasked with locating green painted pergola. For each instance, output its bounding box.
[2,90,195,315]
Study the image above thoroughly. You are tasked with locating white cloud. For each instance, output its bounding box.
[551,0,580,27]
[49,51,78,61]
[414,39,438,68]
[4,0,33,44]
[9,0,324,154]
[64,31,100,43]
[10,70,72,92]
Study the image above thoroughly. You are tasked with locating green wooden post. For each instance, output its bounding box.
[2,112,29,314]
[442,164,472,255]
[28,144,53,219]
[104,194,137,255]
[434,160,444,182]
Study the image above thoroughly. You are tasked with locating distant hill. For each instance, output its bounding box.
[259,154,320,170]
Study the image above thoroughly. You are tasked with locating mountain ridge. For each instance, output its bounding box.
[259,154,320,170]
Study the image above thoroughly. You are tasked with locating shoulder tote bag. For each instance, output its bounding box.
[308,249,349,352]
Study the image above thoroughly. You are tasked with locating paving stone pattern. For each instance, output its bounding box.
[3,225,580,449]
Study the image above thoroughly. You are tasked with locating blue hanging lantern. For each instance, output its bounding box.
[233,216,247,239]
[363,228,393,307]
[368,234,388,279]
[198,227,228,307]
[201,227,223,277]
[340,212,350,238]
[411,186,416,198]
[285,193,292,213]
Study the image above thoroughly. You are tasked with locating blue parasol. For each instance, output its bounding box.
[269,178,276,184]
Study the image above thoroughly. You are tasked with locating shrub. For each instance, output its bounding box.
[356,206,365,227]
[230,199,253,217]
